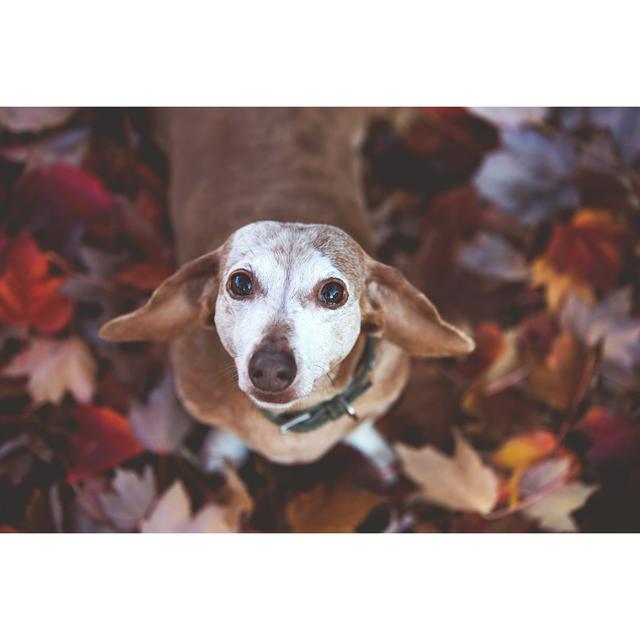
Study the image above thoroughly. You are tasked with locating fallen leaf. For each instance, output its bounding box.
[65,405,143,482]
[1,127,90,170]
[524,330,591,411]
[396,430,499,514]
[545,210,628,291]
[469,107,548,129]
[473,127,577,225]
[140,474,250,533]
[561,289,640,390]
[522,482,597,532]
[458,232,529,282]
[493,430,558,471]
[578,407,640,470]
[286,483,381,533]
[129,376,192,454]
[3,337,97,405]
[519,457,572,496]
[0,107,77,133]
[530,257,594,314]
[98,466,156,531]
[0,233,74,334]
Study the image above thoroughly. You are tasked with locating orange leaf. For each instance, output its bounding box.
[65,405,143,483]
[0,233,74,333]
[285,484,381,533]
[545,210,627,291]
[493,430,558,471]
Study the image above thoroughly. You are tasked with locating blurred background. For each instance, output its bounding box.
[0,107,639,533]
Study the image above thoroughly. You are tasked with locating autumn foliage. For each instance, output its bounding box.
[1,107,639,533]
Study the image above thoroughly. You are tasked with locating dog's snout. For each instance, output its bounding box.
[249,348,297,392]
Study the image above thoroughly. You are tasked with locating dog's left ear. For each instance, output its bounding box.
[362,257,474,358]
[99,250,221,343]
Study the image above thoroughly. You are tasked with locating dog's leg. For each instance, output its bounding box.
[344,419,399,485]
[200,428,249,473]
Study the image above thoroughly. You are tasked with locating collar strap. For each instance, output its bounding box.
[262,336,377,434]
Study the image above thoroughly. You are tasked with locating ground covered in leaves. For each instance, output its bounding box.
[0,107,639,533]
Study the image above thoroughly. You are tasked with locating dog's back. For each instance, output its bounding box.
[154,108,375,262]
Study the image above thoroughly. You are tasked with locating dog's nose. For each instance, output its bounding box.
[248,348,297,392]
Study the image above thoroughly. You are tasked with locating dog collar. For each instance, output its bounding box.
[261,336,377,434]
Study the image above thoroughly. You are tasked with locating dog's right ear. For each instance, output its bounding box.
[99,250,221,343]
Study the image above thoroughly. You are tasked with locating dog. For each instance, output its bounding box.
[99,108,474,470]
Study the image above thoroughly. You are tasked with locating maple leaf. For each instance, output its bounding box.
[493,430,558,471]
[522,482,597,532]
[519,457,572,497]
[65,405,143,483]
[530,257,594,314]
[285,483,382,533]
[469,107,549,129]
[3,337,97,405]
[0,233,74,334]
[129,376,192,454]
[473,127,577,225]
[98,466,156,531]
[560,288,640,390]
[457,232,528,282]
[396,430,499,514]
[545,210,628,291]
[0,107,78,133]
[524,330,592,411]
[578,407,640,470]
[2,127,90,171]
[141,468,252,533]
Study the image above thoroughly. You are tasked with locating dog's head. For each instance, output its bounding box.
[100,221,473,410]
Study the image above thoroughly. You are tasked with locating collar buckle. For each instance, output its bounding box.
[337,395,359,421]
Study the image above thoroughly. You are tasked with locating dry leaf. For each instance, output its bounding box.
[469,107,548,128]
[141,466,252,533]
[99,466,156,531]
[129,376,192,454]
[286,483,381,533]
[525,330,591,411]
[396,430,499,514]
[458,232,528,282]
[0,107,77,133]
[493,430,558,471]
[3,337,97,405]
[561,289,640,390]
[523,482,597,532]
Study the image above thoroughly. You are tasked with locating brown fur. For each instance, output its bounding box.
[100,108,473,464]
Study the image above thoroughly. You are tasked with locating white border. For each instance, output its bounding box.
[2,534,637,640]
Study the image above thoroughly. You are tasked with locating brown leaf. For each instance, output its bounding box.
[286,483,381,533]
[396,430,499,514]
[524,330,591,411]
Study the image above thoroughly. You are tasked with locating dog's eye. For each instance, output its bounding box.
[228,271,254,297]
[319,280,347,308]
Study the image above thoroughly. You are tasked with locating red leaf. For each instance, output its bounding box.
[10,163,115,258]
[14,163,114,223]
[545,210,628,291]
[0,233,74,333]
[65,405,143,483]
[457,323,506,378]
[579,407,640,469]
